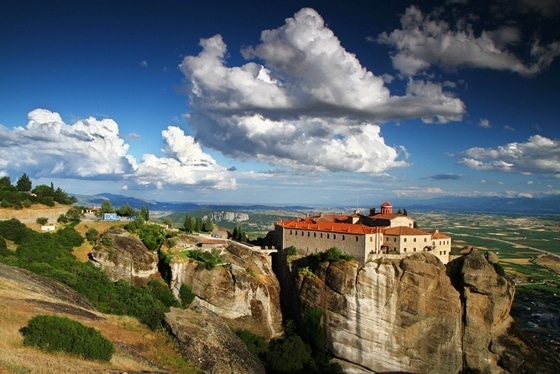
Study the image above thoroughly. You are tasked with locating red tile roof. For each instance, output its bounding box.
[278,219,382,235]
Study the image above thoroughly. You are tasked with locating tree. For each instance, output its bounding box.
[100,200,114,214]
[194,217,203,232]
[203,216,214,232]
[0,176,11,189]
[16,173,32,192]
[140,206,150,222]
[65,206,82,222]
[32,184,54,198]
[116,203,136,217]
[183,213,194,233]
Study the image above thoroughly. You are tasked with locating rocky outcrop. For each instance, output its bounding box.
[169,243,283,339]
[89,228,158,286]
[205,211,249,223]
[164,306,266,374]
[294,253,463,373]
[449,249,517,373]
[281,249,543,373]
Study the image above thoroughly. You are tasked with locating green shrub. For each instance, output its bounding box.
[22,315,115,362]
[286,246,298,256]
[233,328,268,358]
[85,227,99,244]
[179,283,195,307]
[36,217,48,225]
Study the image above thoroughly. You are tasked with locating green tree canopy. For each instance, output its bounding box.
[203,216,214,232]
[16,173,32,192]
[100,200,114,214]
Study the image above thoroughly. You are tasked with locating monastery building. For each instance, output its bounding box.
[275,201,451,264]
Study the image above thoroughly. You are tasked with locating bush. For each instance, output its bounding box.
[233,328,268,358]
[22,315,115,362]
[179,283,195,307]
[36,217,48,225]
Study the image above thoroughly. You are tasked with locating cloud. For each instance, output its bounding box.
[377,5,560,76]
[0,108,136,178]
[478,118,491,128]
[428,173,462,180]
[140,60,148,68]
[134,126,236,190]
[0,109,236,191]
[179,8,464,175]
[459,135,560,175]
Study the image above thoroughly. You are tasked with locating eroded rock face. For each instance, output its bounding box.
[285,250,537,373]
[89,228,158,286]
[451,249,517,373]
[296,253,463,373]
[169,243,283,339]
[164,306,266,374]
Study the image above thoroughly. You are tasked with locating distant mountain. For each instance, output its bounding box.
[399,195,560,214]
[74,193,310,213]
[74,192,560,215]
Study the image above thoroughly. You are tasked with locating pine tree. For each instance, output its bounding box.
[16,173,32,192]
[195,217,203,232]
[184,214,194,233]
[203,216,214,232]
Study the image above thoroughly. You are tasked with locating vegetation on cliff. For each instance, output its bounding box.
[0,174,77,208]
[0,218,178,330]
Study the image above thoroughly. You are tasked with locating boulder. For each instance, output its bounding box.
[89,228,158,286]
[164,306,266,374]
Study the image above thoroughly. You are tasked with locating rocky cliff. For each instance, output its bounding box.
[279,249,550,373]
[89,228,158,286]
[164,306,266,374]
[169,242,283,339]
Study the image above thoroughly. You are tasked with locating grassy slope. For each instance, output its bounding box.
[0,206,197,373]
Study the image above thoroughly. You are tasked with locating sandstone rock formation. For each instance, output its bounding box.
[89,228,158,286]
[169,242,283,339]
[164,306,266,374]
[279,249,547,373]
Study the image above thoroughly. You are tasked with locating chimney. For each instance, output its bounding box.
[369,207,376,216]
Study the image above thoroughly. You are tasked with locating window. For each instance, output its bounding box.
[424,238,427,242]
[342,235,345,240]
[413,248,416,252]
[320,233,323,238]
[308,232,310,237]
[356,236,359,242]
[314,232,316,237]
[404,238,407,242]
[370,237,373,242]
[333,234,336,239]
[403,248,407,252]
[413,238,416,242]
[394,238,397,242]
[327,234,330,239]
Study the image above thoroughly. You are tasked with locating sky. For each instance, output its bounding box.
[1,0,559,207]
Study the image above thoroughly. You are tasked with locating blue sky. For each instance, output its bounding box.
[1,0,559,206]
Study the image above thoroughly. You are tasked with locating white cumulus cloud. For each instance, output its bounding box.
[377,5,560,76]
[134,126,236,190]
[179,7,464,174]
[0,109,236,191]
[0,108,136,178]
[459,135,560,175]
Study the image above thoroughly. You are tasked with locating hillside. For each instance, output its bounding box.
[0,262,196,373]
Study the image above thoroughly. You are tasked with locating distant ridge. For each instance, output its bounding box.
[75,193,310,212]
[399,195,560,214]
